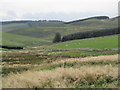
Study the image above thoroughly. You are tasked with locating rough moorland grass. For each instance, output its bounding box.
[2,51,118,88]
[50,35,118,49]
[2,65,118,88]
[2,67,30,77]
[39,61,118,71]
[38,54,118,71]
[2,50,58,76]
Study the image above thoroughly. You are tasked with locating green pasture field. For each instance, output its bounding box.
[50,35,119,49]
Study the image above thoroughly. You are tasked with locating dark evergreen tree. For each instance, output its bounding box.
[53,32,61,43]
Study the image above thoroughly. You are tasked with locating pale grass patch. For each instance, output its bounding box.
[52,54,118,65]
[3,64,32,68]
[2,65,118,88]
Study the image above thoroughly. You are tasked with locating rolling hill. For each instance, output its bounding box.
[1,32,51,47]
[1,16,119,47]
[6,16,118,40]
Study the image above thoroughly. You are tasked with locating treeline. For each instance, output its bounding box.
[65,16,109,24]
[0,45,23,50]
[1,20,63,25]
[1,20,32,25]
[62,28,119,42]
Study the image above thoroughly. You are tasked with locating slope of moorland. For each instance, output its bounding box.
[1,23,29,32]
[1,20,64,32]
[1,16,118,47]
[1,32,51,47]
[6,17,118,41]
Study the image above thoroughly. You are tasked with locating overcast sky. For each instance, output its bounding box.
[0,0,119,21]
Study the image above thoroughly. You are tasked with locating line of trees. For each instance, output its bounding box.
[64,16,109,24]
[61,28,119,42]
[0,45,23,49]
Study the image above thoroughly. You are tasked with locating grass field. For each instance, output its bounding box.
[49,35,118,49]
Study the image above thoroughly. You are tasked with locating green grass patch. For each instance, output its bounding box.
[74,78,117,88]
[50,35,118,49]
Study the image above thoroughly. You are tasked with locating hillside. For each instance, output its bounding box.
[1,32,51,47]
[1,16,118,47]
[1,20,64,32]
[6,17,118,41]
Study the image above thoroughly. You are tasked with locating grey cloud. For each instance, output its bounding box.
[7,11,17,17]
[2,11,17,21]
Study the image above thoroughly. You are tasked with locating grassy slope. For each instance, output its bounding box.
[7,19,118,41]
[1,18,118,47]
[1,23,29,32]
[1,32,51,47]
[50,35,118,49]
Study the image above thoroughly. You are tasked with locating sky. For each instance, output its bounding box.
[0,0,119,21]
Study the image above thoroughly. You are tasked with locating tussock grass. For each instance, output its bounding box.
[2,65,118,88]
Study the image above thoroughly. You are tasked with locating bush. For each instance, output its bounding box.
[53,32,61,43]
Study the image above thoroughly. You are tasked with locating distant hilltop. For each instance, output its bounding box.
[65,16,109,24]
[1,15,119,25]
[1,20,63,25]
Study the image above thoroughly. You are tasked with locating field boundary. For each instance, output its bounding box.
[48,48,120,51]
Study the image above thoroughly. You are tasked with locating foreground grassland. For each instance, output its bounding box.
[50,35,118,49]
[2,47,119,88]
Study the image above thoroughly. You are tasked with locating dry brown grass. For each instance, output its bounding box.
[31,54,118,71]
[2,65,118,88]
[52,54,118,65]
[2,54,118,88]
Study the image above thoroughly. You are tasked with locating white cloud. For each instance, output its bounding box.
[0,0,119,21]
